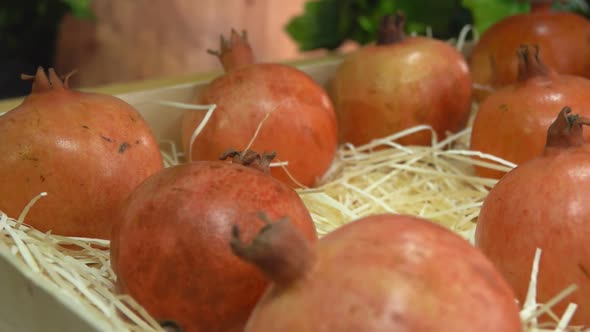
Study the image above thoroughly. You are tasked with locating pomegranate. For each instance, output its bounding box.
[329,13,472,147]
[0,67,163,239]
[233,214,522,332]
[181,29,338,188]
[110,150,317,332]
[475,107,590,325]
[470,45,590,179]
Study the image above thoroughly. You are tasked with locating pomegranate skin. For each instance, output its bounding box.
[110,161,317,332]
[475,146,590,326]
[244,214,521,332]
[0,84,163,239]
[330,36,472,147]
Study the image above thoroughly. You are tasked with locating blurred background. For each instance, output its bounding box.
[1,0,588,99]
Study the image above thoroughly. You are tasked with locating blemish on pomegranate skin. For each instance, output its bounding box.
[82,125,89,129]
[579,263,590,279]
[40,175,46,182]
[274,185,286,195]
[159,320,183,332]
[119,142,130,154]
[390,311,405,323]
[101,135,113,142]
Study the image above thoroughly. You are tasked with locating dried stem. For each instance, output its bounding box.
[230,212,316,287]
[516,45,553,82]
[377,12,406,45]
[529,0,566,11]
[545,107,590,149]
[220,149,276,174]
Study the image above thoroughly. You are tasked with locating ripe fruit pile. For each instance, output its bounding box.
[2,1,590,329]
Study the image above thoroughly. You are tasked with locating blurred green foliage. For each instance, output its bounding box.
[61,0,94,19]
[286,0,589,51]
[465,0,588,32]
[0,0,92,98]
[0,0,92,66]
[463,0,528,33]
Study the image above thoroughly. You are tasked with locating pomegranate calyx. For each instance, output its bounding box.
[545,107,590,149]
[516,44,553,82]
[207,29,256,72]
[377,12,406,45]
[529,0,565,12]
[220,149,275,174]
[21,67,70,93]
[230,212,315,286]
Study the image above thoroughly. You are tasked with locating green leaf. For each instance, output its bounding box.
[461,0,528,34]
[285,0,344,51]
[395,0,459,36]
[285,0,464,51]
[553,0,589,14]
[60,0,94,20]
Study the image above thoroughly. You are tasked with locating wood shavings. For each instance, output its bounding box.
[158,101,218,162]
[301,125,494,241]
[0,197,164,332]
[520,249,584,331]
